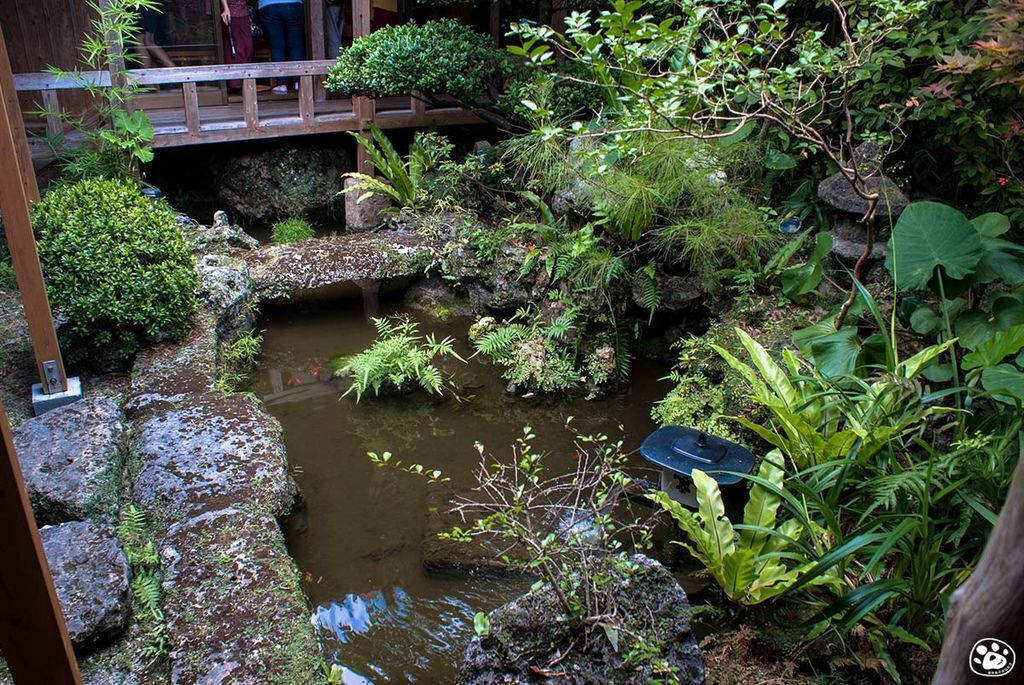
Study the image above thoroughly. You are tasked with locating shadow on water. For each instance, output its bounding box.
[257,294,676,683]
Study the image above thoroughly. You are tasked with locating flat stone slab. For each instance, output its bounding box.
[132,392,296,529]
[40,521,131,649]
[247,230,431,300]
[13,397,125,524]
[160,508,317,684]
[124,315,218,419]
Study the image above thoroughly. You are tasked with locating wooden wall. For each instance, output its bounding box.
[0,0,97,122]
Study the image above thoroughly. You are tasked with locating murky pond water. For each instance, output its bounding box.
[256,296,674,683]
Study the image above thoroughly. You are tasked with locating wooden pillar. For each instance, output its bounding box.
[0,399,83,684]
[352,0,374,175]
[933,458,1024,683]
[0,26,69,395]
[489,0,501,42]
[308,0,327,102]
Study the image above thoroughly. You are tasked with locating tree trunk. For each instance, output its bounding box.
[932,457,1024,683]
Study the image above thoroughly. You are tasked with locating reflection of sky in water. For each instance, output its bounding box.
[311,584,521,683]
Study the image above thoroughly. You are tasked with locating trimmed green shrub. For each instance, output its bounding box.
[33,179,197,364]
[325,20,511,104]
[271,217,315,244]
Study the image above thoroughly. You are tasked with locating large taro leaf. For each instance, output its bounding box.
[981,364,1024,405]
[886,201,983,291]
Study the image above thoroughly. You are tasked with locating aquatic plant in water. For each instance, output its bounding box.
[334,316,465,401]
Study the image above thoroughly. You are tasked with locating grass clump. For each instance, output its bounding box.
[333,315,464,401]
[271,217,315,244]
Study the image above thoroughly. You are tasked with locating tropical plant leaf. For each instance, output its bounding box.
[886,201,983,290]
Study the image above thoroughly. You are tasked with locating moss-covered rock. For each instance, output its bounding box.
[213,144,349,222]
[460,554,705,684]
[159,508,318,684]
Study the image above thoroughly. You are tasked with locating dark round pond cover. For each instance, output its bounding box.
[640,426,755,486]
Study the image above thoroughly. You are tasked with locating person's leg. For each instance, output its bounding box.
[144,35,176,68]
[261,4,288,91]
[325,4,343,59]
[283,2,306,87]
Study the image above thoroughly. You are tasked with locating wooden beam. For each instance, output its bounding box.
[242,78,258,130]
[0,25,67,394]
[13,60,341,92]
[489,0,501,42]
[0,399,82,685]
[182,81,200,136]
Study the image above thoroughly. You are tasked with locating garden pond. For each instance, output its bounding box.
[255,294,683,682]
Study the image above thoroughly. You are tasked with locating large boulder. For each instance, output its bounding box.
[461,554,705,684]
[13,397,125,524]
[159,508,318,684]
[131,392,297,531]
[124,315,218,419]
[194,253,256,340]
[212,144,349,222]
[40,521,131,649]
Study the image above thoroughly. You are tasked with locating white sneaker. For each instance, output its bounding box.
[293,82,300,91]
[272,85,288,95]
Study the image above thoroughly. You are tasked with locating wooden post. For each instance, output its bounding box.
[352,0,374,175]
[0,26,69,395]
[489,0,501,42]
[933,458,1024,683]
[0,399,83,684]
[182,81,200,136]
[242,78,259,130]
[308,0,327,102]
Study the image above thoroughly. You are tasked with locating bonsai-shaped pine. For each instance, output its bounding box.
[333,315,465,401]
[326,20,514,127]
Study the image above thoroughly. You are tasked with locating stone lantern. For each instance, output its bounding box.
[818,141,909,264]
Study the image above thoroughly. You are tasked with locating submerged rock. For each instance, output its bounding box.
[40,521,131,649]
[422,484,526,576]
[460,554,705,684]
[131,392,297,530]
[159,508,318,684]
[13,397,125,524]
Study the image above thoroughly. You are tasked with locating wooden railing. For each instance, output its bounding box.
[13,60,480,157]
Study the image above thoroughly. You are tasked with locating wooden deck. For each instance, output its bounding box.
[14,59,483,165]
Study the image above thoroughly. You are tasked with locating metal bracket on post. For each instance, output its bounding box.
[42,360,62,395]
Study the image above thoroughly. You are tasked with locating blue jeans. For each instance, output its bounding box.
[261,2,305,86]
